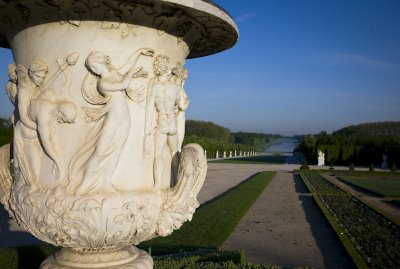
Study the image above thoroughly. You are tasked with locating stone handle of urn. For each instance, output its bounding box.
[156,143,207,237]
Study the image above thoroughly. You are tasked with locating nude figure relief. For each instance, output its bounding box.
[11,53,79,187]
[144,54,189,192]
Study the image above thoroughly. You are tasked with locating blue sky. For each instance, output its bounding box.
[1,0,400,136]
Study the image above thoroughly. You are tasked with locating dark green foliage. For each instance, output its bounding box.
[349,163,355,171]
[391,163,397,172]
[184,120,281,156]
[294,122,400,166]
[294,135,317,164]
[183,120,258,157]
[185,120,234,144]
[0,118,13,147]
[333,121,400,137]
[369,164,375,172]
[329,162,334,170]
[301,172,343,194]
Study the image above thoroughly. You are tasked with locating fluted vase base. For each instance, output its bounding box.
[40,246,153,269]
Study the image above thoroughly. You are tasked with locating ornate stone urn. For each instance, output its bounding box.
[0,0,238,268]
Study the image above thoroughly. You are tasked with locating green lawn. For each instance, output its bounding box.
[140,171,276,254]
[339,174,400,198]
[209,155,286,164]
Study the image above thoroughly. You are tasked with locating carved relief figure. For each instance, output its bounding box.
[29,89,77,180]
[170,66,189,151]
[76,49,154,195]
[144,54,187,192]
[5,63,18,125]
[6,63,17,105]
[12,53,80,185]
[13,59,49,186]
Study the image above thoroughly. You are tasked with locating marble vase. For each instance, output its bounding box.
[0,0,238,268]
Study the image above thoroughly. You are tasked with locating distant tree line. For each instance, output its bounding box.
[185,120,234,144]
[0,118,13,147]
[184,120,279,157]
[232,132,281,149]
[294,122,400,167]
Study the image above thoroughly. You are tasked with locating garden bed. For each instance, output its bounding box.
[300,171,400,269]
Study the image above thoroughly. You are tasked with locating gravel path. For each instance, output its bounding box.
[221,168,355,269]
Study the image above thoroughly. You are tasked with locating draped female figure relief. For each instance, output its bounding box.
[74,49,154,195]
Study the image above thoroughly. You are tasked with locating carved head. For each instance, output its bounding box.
[171,65,187,79]
[57,102,77,124]
[7,63,17,82]
[29,59,48,87]
[153,54,171,76]
[85,51,110,76]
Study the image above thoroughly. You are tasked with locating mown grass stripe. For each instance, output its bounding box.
[140,171,276,254]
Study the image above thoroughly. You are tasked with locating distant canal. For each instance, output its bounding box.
[264,137,299,156]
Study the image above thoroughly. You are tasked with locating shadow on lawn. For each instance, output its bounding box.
[293,173,356,269]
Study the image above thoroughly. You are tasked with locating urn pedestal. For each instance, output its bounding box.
[0,0,238,268]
